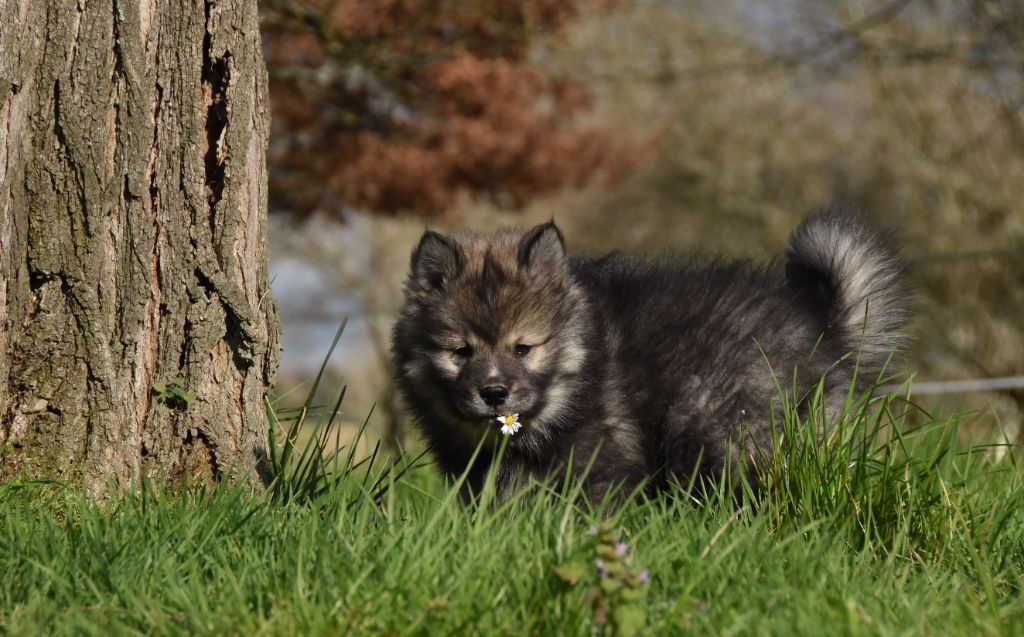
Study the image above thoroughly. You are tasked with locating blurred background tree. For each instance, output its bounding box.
[261,0,1024,451]
[261,0,633,217]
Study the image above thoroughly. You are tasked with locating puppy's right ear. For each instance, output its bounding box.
[411,230,461,290]
[517,221,566,274]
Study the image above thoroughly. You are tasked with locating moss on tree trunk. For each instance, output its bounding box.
[0,0,280,493]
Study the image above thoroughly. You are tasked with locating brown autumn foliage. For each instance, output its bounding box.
[261,0,634,216]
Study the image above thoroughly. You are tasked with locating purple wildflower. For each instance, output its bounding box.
[616,542,628,557]
[639,569,650,584]
[595,559,607,576]
[588,524,599,536]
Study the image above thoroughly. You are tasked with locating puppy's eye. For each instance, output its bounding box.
[514,344,532,358]
[454,346,474,358]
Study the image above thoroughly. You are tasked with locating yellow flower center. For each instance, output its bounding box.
[504,415,515,424]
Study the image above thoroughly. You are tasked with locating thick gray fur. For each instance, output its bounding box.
[392,207,912,501]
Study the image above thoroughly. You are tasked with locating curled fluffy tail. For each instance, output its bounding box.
[786,207,912,369]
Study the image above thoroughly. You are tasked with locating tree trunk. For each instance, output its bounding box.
[0,0,280,494]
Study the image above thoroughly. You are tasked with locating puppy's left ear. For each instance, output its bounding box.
[518,221,566,274]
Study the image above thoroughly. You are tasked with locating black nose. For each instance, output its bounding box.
[479,385,509,407]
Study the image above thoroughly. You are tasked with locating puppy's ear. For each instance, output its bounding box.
[517,221,566,274]
[411,230,461,290]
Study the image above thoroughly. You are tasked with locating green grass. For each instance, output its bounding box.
[2,379,1023,635]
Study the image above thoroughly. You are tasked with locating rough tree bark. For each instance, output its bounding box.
[0,0,280,493]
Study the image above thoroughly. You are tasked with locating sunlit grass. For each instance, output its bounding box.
[1,360,1022,635]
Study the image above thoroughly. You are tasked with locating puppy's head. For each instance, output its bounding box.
[394,222,588,441]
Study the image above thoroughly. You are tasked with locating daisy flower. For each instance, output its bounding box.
[497,413,521,436]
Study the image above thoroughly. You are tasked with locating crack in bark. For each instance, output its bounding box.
[50,79,68,179]
[202,1,229,214]
[202,63,228,209]
[1,83,15,185]
[148,81,161,210]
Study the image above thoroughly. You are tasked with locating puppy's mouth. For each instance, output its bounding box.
[458,405,538,426]
[452,394,535,422]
